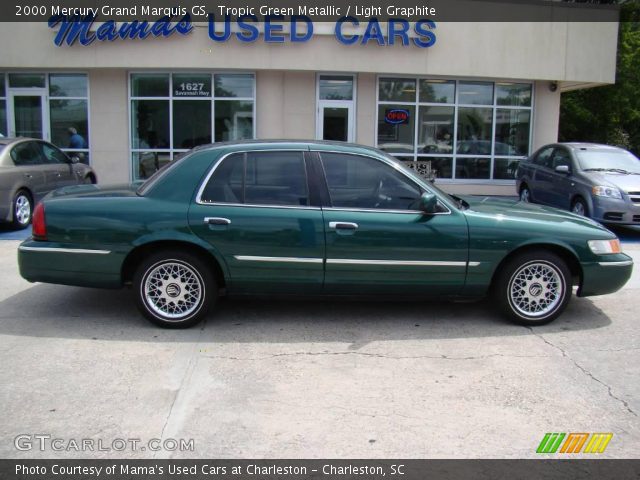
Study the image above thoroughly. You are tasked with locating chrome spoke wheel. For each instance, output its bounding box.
[508,261,563,318]
[520,188,530,203]
[143,261,203,321]
[15,194,31,225]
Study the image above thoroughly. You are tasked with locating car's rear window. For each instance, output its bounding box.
[136,152,190,196]
[576,149,640,173]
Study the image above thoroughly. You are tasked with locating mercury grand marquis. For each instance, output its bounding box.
[18,141,633,328]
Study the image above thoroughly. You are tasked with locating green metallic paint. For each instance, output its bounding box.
[18,141,633,303]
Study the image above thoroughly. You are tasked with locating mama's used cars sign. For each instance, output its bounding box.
[48,14,437,48]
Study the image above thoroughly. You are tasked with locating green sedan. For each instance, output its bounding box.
[18,141,633,328]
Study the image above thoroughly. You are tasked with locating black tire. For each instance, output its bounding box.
[571,197,589,217]
[519,185,532,203]
[11,190,33,229]
[133,250,215,328]
[494,250,572,326]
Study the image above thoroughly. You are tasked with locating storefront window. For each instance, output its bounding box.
[419,80,455,103]
[496,83,532,107]
[457,107,493,153]
[215,74,254,98]
[173,100,211,148]
[377,77,533,182]
[379,78,416,102]
[495,109,531,156]
[319,76,353,100]
[215,101,254,142]
[377,104,415,153]
[49,74,87,97]
[132,100,170,149]
[458,81,493,105]
[130,72,255,180]
[49,74,89,163]
[418,106,454,154]
[131,74,169,97]
[9,73,45,89]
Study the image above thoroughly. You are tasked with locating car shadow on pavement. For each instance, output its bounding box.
[0,283,612,344]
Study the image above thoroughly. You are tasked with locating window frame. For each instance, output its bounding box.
[196,149,317,210]
[128,71,257,182]
[318,151,425,212]
[0,72,90,162]
[375,75,534,185]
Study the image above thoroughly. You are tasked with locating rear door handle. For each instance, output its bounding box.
[329,222,358,230]
[205,217,231,226]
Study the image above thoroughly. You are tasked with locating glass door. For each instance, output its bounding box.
[316,74,356,143]
[9,91,48,140]
[318,103,354,142]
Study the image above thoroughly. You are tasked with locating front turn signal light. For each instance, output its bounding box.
[588,239,621,255]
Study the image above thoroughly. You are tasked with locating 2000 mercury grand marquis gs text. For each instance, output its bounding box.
[18,141,633,328]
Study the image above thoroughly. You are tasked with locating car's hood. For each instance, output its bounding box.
[46,183,140,199]
[582,171,640,193]
[459,195,611,233]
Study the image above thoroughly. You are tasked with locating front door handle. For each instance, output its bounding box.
[329,221,358,230]
[205,217,231,226]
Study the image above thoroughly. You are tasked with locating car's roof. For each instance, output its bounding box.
[189,139,385,154]
[559,142,627,151]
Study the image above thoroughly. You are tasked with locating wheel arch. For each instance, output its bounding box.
[121,239,228,290]
[489,242,583,291]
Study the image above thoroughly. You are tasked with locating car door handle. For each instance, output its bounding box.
[23,173,33,179]
[204,217,231,226]
[329,222,358,230]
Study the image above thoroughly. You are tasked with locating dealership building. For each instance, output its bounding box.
[0,4,619,195]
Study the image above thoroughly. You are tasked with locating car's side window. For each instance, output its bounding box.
[40,143,69,164]
[551,148,571,170]
[320,153,422,210]
[533,147,554,169]
[200,151,309,207]
[245,152,308,206]
[10,142,42,166]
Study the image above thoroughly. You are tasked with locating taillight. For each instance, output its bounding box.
[32,203,47,240]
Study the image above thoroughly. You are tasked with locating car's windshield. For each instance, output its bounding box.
[576,149,640,174]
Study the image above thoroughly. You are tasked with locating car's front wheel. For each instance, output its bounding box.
[571,197,589,217]
[495,250,572,326]
[519,185,532,203]
[133,250,215,328]
[11,190,33,229]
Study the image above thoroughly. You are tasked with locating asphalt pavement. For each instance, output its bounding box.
[0,236,638,458]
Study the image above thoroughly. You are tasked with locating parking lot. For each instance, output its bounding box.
[0,230,639,459]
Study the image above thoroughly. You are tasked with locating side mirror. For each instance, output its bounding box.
[555,165,570,174]
[419,192,439,214]
[69,156,80,164]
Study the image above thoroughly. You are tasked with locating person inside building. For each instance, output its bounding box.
[67,127,87,149]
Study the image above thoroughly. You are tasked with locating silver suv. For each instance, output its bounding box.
[516,143,640,225]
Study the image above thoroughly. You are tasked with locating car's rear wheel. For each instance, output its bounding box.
[571,197,588,217]
[11,190,33,229]
[133,250,215,328]
[495,250,572,326]
[519,185,531,203]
